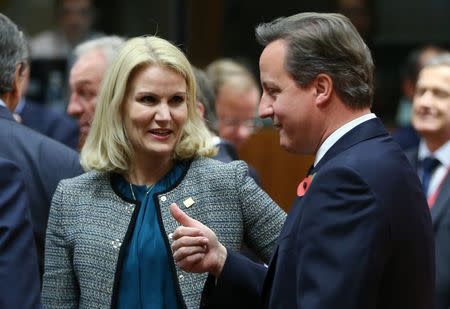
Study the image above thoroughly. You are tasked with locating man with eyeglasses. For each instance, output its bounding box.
[206,59,262,150]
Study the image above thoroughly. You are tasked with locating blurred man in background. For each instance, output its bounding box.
[206,59,262,150]
[406,53,450,309]
[66,35,124,148]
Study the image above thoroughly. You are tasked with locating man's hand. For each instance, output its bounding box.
[170,203,227,278]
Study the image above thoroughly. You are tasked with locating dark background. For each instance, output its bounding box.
[2,0,450,126]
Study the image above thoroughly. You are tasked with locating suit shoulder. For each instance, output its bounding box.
[0,118,78,165]
[3,117,74,150]
[0,158,22,183]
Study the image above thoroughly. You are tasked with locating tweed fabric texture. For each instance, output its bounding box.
[42,157,286,308]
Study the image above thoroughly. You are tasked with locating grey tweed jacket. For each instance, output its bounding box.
[42,157,286,308]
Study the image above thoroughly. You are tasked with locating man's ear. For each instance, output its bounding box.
[8,63,26,111]
[2,64,25,112]
[313,73,333,107]
[196,101,206,118]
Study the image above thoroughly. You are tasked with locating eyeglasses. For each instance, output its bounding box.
[220,117,263,131]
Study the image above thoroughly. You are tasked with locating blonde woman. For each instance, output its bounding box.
[42,36,285,309]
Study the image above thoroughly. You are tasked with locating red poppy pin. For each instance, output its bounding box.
[297,173,316,197]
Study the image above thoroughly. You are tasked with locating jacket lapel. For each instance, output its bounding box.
[404,147,449,228]
[313,118,389,172]
[405,148,419,168]
[431,174,450,228]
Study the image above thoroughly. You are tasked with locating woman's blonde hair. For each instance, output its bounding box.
[80,36,216,173]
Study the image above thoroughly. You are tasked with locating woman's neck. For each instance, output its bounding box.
[126,154,174,186]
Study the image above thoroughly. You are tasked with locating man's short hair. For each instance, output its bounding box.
[423,53,450,70]
[401,45,446,85]
[206,58,258,95]
[0,13,28,95]
[193,67,218,134]
[256,12,374,109]
[73,35,125,66]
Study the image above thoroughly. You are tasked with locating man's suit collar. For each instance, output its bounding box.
[406,145,450,227]
[405,147,419,167]
[0,105,15,121]
[312,118,388,174]
[314,113,376,166]
[431,175,450,227]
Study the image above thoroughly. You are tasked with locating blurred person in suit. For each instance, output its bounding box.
[392,45,446,150]
[193,66,238,163]
[0,13,83,277]
[406,53,450,309]
[66,35,125,149]
[170,12,434,309]
[204,61,261,183]
[0,157,41,308]
[206,58,262,150]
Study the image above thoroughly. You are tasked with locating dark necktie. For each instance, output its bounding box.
[421,157,441,196]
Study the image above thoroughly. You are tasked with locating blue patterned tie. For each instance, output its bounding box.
[421,157,441,196]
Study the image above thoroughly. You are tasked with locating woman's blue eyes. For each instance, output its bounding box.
[141,96,157,103]
[171,96,184,103]
[138,96,185,104]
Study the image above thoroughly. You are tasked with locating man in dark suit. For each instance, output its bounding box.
[405,53,450,309]
[0,13,83,277]
[0,158,41,308]
[169,12,435,308]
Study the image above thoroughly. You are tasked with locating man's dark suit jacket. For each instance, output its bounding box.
[0,105,83,276]
[0,158,41,308]
[406,147,450,309]
[206,118,435,309]
[19,100,79,150]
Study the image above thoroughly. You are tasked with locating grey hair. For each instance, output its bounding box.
[192,67,218,134]
[423,53,450,69]
[74,35,126,66]
[206,58,258,95]
[256,12,374,109]
[0,13,28,95]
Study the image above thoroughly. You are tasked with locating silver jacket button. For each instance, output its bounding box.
[111,239,122,250]
[125,203,134,213]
